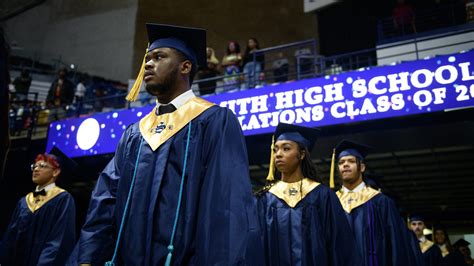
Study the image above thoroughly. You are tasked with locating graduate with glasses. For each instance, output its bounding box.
[0,147,76,265]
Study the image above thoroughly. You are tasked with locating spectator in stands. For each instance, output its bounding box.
[74,76,87,116]
[46,67,74,108]
[433,225,468,266]
[46,67,74,121]
[12,69,32,103]
[74,76,87,104]
[197,47,220,95]
[392,0,416,35]
[222,41,242,91]
[294,47,314,78]
[272,52,289,83]
[243,38,264,88]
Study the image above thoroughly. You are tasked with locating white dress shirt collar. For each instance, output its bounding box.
[342,181,366,193]
[156,89,195,110]
[36,182,56,192]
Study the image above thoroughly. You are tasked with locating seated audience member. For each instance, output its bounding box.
[242,38,264,88]
[222,41,242,91]
[272,52,289,83]
[197,47,220,95]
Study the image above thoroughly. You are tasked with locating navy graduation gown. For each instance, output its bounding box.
[256,184,362,266]
[421,244,443,266]
[440,249,468,266]
[340,191,423,266]
[0,189,76,266]
[76,105,262,265]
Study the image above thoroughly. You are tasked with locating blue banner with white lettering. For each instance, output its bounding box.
[47,50,474,157]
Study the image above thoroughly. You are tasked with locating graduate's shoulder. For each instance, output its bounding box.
[195,99,237,121]
[45,187,75,203]
[369,190,397,208]
[121,121,141,138]
[254,182,275,198]
[54,187,74,197]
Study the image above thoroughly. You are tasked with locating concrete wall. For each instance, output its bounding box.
[4,0,138,82]
[133,0,317,74]
[4,0,317,82]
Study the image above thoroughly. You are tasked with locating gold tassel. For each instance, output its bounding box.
[329,148,336,189]
[266,136,275,181]
[126,45,149,102]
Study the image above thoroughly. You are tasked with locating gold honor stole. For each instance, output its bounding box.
[26,186,66,213]
[336,186,381,214]
[439,245,450,257]
[420,239,435,253]
[139,97,215,151]
[269,178,320,208]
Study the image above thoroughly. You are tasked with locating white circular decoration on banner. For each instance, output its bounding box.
[76,118,100,150]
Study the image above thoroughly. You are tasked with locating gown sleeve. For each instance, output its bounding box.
[383,196,424,266]
[323,188,363,266]
[77,127,131,264]
[191,108,263,265]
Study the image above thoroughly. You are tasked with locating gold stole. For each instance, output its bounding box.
[439,245,450,257]
[268,178,320,208]
[139,97,215,151]
[420,239,434,253]
[26,186,66,213]
[336,186,381,213]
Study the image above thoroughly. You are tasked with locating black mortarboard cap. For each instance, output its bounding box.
[453,239,471,247]
[335,140,373,161]
[126,23,207,102]
[274,123,321,152]
[146,23,207,67]
[48,146,78,173]
[409,214,425,222]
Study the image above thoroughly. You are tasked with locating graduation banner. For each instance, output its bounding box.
[46,50,474,157]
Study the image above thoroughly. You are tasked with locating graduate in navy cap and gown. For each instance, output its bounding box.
[433,225,468,266]
[409,214,443,266]
[0,147,76,265]
[73,23,262,266]
[331,140,423,266]
[255,123,362,266]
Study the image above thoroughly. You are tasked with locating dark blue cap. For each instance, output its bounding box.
[48,146,77,172]
[409,214,425,222]
[274,123,321,152]
[453,239,470,247]
[335,140,372,161]
[146,23,207,67]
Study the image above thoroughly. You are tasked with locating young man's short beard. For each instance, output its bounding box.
[145,67,179,96]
